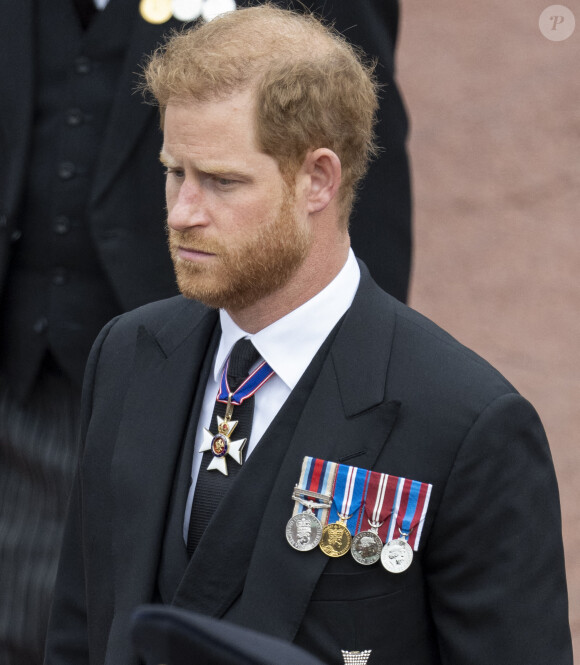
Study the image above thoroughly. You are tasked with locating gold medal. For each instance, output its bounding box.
[139,0,173,24]
[319,513,352,558]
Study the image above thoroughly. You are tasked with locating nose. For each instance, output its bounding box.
[166,179,209,231]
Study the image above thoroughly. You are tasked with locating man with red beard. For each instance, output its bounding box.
[45,6,572,665]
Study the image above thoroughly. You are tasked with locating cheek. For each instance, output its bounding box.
[242,195,281,229]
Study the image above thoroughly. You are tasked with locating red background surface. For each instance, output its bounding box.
[397,0,579,651]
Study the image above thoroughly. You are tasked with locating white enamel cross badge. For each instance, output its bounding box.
[200,414,246,476]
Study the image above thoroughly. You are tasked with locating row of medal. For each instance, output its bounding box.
[285,457,433,574]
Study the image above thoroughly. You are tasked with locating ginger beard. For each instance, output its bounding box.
[168,184,312,311]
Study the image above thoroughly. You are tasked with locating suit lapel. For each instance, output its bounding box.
[0,0,34,215]
[110,301,218,624]
[173,267,401,642]
[237,271,400,641]
[170,320,341,616]
[157,328,220,603]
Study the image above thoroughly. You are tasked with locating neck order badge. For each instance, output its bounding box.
[199,349,274,476]
[187,340,269,554]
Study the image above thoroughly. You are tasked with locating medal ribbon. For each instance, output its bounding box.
[293,457,337,525]
[359,470,400,544]
[385,477,432,551]
[327,463,370,535]
[216,358,275,406]
[292,458,433,551]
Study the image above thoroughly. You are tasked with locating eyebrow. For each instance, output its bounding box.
[159,150,253,180]
[159,150,174,167]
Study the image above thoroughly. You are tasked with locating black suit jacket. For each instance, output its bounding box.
[45,263,572,665]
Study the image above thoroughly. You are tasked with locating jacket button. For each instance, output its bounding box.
[58,162,76,180]
[74,56,91,74]
[65,108,84,126]
[52,268,68,285]
[53,216,72,235]
[10,229,22,242]
[33,317,48,334]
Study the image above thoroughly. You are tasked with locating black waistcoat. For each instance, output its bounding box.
[0,0,137,400]
[156,320,343,608]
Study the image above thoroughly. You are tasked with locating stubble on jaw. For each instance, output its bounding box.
[168,186,312,311]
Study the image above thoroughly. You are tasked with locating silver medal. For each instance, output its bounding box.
[351,530,383,566]
[381,538,413,573]
[286,487,331,552]
[351,517,383,565]
[286,512,322,551]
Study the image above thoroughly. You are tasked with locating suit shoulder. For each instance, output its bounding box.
[105,295,210,339]
[86,295,215,374]
[388,295,516,405]
[81,295,216,426]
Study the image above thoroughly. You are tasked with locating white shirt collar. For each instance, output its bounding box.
[214,249,360,389]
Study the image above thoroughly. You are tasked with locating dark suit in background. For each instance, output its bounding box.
[0,2,410,663]
[0,2,181,663]
[277,0,411,302]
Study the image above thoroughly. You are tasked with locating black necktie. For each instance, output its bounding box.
[186,339,261,555]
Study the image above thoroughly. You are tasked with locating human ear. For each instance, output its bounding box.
[303,149,342,214]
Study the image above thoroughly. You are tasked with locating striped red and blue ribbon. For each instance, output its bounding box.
[292,457,433,551]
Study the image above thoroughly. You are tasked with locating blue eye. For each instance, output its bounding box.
[215,176,237,187]
[164,167,185,178]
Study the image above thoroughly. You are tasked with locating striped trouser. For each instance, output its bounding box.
[0,369,80,665]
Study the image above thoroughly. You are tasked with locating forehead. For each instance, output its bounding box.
[162,91,260,162]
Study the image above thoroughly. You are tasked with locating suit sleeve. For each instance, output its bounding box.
[43,470,89,665]
[424,392,572,664]
[44,317,120,665]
